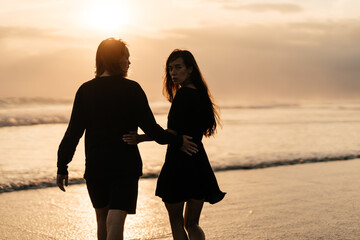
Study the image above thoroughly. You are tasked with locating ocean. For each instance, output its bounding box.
[1,97,360,193]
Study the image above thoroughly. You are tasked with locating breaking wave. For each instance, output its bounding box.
[1,154,359,193]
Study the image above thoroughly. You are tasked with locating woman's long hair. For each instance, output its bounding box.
[95,38,129,77]
[163,49,220,137]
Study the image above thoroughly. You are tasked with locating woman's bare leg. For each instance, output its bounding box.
[106,209,127,240]
[184,199,205,240]
[95,206,109,240]
[165,202,189,240]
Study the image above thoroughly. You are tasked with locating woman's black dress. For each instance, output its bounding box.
[156,87,226,204]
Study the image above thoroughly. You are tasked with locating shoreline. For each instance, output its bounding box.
[0,159,359,239]
[2,155,360,194]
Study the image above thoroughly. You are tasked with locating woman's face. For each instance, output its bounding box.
[168,57,192,86]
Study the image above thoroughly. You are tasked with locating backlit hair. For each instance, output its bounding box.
[95,38,129,77]
[163,49,220,137]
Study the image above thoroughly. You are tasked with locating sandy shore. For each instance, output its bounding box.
[0,159,359,240]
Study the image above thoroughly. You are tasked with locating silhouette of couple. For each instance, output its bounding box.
[57,38,225,240]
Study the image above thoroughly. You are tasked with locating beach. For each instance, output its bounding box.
[2,0,360,238]
[1,159,359,240]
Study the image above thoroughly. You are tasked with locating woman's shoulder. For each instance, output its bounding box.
[175,87,199,98]
[173,87,201,107]
[178,86,198,92]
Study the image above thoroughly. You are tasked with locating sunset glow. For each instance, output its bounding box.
[80,1,133,32]
[1,2,360,239]
[0,0,360,101]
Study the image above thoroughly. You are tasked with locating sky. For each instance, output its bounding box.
[1,0,360,103]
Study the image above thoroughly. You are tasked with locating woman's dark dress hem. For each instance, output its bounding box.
[155,87,226,204]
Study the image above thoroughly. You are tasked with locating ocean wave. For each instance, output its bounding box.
[220,103,301,110]
[0,177,85,193]
[0,97,73,127]
[0,115,69,127]
[1,98,359,128]
[0,97,72,107]
[1,154,359,193]
[212,154,360,171]
[0,102,297,128]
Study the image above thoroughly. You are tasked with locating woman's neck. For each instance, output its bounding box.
[181,84,196,89]
[180,79,196,89]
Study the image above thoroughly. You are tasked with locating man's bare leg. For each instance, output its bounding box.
[95,206,109,240]
[106,209,127,240]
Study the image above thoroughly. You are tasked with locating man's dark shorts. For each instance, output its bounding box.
[86,176,139,214]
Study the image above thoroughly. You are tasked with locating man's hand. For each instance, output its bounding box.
[181,135,198,156]
[57,174,68,192]
[122,131,139,145]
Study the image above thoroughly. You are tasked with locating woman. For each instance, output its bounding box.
[123,50,225,240]
[56,38,197,240]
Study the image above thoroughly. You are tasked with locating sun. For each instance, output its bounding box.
[81,1,133,32]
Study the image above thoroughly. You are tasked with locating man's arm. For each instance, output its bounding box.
[133,83,182,146]
[56,88,85,190]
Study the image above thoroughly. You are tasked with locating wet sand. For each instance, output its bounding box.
[0,159,359,239]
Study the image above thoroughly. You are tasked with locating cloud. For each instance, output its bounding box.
[1,19,360,102]
[0,26,57,39]
[223,3,303,13]
[135,19,360,101]
[0,25,95,51]
[0,48,94,98]
[0,25,97,98]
